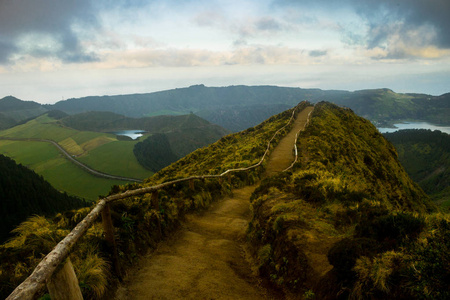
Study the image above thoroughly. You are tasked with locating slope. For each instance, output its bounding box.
[247,102,439,299]
[59,111,230,171]
[384,129,450,209]
[0,96,48,128]
[0,113,151,200]
[115,105,314,299]
[0,154,87,243]
[1,102,308,300]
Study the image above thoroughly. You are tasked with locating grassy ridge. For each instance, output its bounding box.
[247,102,444,299]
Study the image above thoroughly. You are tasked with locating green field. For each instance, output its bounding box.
[0,140,129,200]
[0,114,153,200]
[78,139,152,179]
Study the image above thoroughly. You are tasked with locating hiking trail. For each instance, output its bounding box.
[114,106,314,299]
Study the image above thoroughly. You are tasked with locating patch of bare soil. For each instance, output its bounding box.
[114,107,313,299]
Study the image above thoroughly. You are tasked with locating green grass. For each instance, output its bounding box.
[0,140,129,201]
[0,113,152,179]
[78,140,153,179]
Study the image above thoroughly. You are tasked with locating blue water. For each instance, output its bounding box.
[112,130,146,140]
[378,122,450,134]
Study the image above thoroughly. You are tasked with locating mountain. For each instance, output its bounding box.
[0,96,48,128]
[384,129,450,209]
[0,154,87,243]
[44,85,449,131]
[2,86,449,132]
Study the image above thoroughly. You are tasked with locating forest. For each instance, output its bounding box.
[384,129,450,209]
[0,154,87,243]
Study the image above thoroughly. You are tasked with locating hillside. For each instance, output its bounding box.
[3,85,447,132]
[247,103,442,299]
[384,129,450,209]
[2,102,448,300]
[60,111,230,171]
[0,101,305,299]
[0,154,87,243]
[50,85,449,131]
[0,111,229,198]
[0,96,47,128]
[0,113,152,200]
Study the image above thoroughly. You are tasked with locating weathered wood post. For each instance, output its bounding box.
[150,190,159,209]
[150,191,162,237]
[47,258,83,300]
[101,203,122,279]
[189,178,195,191]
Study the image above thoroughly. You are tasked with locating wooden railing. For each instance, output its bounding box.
[283,109,313,172]
[6,103,311,300]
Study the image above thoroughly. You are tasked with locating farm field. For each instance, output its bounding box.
[0,114,153,200]
[78,140,152,179]
[0,139,129,200]
[0,114,152,176]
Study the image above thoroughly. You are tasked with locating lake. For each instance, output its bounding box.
[378,122,450,134]
[111,130,146,140]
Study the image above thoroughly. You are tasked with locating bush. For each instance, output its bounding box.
[406,219,450,299]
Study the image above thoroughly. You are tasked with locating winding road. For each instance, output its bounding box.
[0,137,143,183]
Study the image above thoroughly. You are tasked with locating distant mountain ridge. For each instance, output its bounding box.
[1,85,449,131]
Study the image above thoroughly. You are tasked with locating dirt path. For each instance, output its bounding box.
[115,106,313,300]
[264,106,314,176]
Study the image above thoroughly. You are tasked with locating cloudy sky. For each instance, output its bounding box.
[0,0,449,104]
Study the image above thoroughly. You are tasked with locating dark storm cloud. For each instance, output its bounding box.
[352,0,450,49]
[272,0,450,54]
[0,0,99,64]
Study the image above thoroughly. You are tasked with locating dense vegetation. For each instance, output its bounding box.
[133,133,178,172]
[0,154,87,243]
[0,102,306,299]
[384,129,450,209]
[247,103,449,299]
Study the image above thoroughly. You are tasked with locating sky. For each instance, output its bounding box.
[0,0,449,104]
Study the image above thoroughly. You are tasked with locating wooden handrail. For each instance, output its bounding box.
[283,108,313,172]
[6,103,307,300]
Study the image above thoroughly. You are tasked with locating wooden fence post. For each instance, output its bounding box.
[101,203,122,279]
[151,191,159,209]
[150,191,162,237]
[47,258,83,300]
